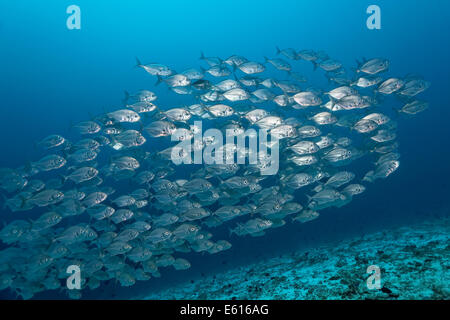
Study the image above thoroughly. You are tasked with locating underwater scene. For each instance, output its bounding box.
[0,0,449,300]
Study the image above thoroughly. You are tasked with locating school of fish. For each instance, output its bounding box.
[0,47,430,299]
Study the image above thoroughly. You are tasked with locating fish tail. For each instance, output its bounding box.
[18,194,29,210]
[155,75,163,86]
[275,46,281,55]
[372,88,380,101]
[24,161,34,174]
[135,57,142,67]
[122,90,130,105]
[59,173,68,185]
[263,56,269,63]
[0,193,8,210]
[391,107,401,118]
[313,183,324,193]
[199,51,205,60]
[312,60,318,71]
[349,66,358,74]
[329,96,338,108]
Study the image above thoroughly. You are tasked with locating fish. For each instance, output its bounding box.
[65,167,98,184]
[313,59,342,72]
[356,58,389,74]
[275,47,297,60]
[72,121,101,135]
[293,210,319,223]
[237,61,265,74]
[264,56,291,71]
[293,91,322,106]
[378,78,405,94]
[399,100,429,115]
[32,155,66,172]
[37,135,65,149]
[0,46,430,300]
[107,109,141,123]
[136,57,172,76]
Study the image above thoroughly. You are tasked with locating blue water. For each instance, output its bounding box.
[0,0,449,299]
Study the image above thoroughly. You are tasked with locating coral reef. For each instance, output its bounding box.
[140,218,449,299]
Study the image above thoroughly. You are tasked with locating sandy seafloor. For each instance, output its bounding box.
[138,218,449,300]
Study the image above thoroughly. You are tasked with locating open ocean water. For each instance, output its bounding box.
[0,0,448,300]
